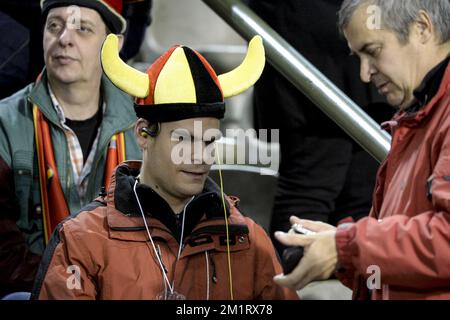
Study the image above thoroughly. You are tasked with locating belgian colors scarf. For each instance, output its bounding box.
[33,105,126,244]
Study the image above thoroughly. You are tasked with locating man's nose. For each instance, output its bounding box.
[58,25,75,46]
[360,58,375,83]
[192,141,205,165]
[192,141,216,165]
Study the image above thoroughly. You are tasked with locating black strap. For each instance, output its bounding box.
[135,102,225,122]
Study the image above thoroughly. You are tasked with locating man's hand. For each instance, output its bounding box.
[273,217,339,290]
[288,216,336,234]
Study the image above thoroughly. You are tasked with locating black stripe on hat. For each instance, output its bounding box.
[135,103,225,123]
[182,47,223,104]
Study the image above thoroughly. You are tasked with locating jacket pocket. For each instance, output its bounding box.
[13,150,44,253]
[13,150,34,224]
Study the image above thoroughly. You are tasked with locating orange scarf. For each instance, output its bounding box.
[33,105,126,244]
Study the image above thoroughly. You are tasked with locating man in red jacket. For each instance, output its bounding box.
[274,0,450,299]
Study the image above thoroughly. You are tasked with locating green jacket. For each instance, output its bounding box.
[0,72,141,258]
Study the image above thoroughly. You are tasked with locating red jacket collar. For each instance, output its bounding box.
[382,60,450,131]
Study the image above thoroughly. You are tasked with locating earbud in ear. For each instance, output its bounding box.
[140,127,151,138]
[140,124,160,138]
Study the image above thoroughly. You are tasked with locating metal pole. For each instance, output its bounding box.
[202,0,391,162]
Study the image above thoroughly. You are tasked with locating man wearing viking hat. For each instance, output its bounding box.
[31,34,297,300]
[0,0,141,296]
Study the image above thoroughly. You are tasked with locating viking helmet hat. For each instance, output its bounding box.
[101,34,265,123]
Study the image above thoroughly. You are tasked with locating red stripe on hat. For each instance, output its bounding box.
[102,0,123,14]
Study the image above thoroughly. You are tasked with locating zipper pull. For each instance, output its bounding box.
[175,213,181,227]
[99,186,107,198]
[210,253,217,284]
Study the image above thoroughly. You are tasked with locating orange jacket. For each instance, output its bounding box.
[335,62,450,300]
[32,161,297,300]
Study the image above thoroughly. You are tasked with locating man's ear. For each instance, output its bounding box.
[135,118,150,150]
[117,34,125,51]
[414,10,433,44]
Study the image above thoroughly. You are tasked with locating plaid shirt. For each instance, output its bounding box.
[48,84,104,203]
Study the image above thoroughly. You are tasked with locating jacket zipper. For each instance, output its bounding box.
[210,252,217,284]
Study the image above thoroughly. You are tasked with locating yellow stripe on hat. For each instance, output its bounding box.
[154,47,197,104]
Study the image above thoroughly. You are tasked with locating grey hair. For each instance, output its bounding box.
[338,0,450,44]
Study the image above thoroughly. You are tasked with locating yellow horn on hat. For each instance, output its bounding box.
[101,34,150,98]
[218,35,265,98]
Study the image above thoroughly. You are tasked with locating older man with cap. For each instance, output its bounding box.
[274,0,450,300]
[31,34,297,300]
[0,0,141,297]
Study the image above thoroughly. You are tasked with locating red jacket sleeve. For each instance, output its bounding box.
[251,221,298,300]
[336,212,450,290]
[33,222,97,300]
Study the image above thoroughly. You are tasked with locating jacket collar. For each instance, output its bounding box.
[408,55,450,112]
[28,69,136,133]
[105,161,239,243]
[384,58,450,130]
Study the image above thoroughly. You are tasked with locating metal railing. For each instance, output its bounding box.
[202,0,391,162]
